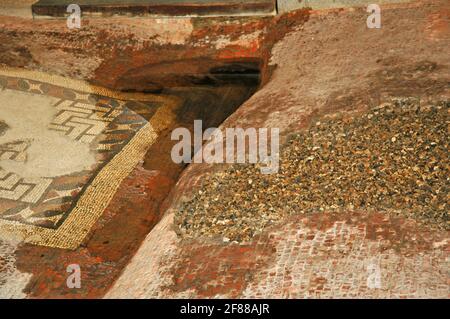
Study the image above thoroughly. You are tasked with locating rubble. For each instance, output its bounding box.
[176,98,449,242]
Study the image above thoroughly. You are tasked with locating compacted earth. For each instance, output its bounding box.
[0,0,449,299]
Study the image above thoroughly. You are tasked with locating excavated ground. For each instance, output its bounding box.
[0,0,449,299]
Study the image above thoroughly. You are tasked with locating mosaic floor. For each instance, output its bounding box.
[0,68,174,249]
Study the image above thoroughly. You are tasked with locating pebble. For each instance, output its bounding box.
[175,98,449,242]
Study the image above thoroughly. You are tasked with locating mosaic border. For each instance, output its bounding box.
[0,67,180,249]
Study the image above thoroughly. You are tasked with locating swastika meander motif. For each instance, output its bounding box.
[49,99,122,143]
[0,69,163,249]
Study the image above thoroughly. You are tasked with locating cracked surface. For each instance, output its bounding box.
[0,0,448,299]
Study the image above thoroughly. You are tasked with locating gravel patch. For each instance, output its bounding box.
[175,98,449,242]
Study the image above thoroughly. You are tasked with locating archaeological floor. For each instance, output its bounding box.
[0,0,448,299]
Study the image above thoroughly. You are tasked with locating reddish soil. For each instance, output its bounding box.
[0,0,448,298]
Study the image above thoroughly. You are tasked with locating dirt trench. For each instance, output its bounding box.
[0,6,313,298]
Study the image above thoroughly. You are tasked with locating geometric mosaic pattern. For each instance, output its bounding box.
[0,140,30,162]
[0,67,176,249]
[0,169,52,203]
[0,88,133,228]
[49,99,122,144]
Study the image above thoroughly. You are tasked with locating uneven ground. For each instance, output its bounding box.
[176,98,449,242]
[31,0,277,18]
[0,0,449,298]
